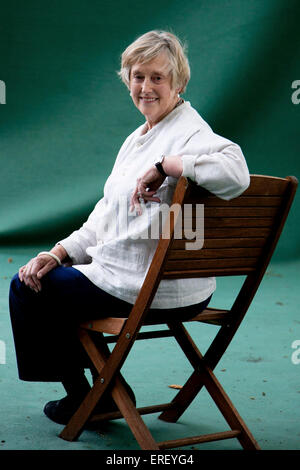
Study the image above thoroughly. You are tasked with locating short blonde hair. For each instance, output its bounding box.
[118,30,190,93]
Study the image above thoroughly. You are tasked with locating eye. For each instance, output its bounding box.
[153,76,162,82]
[134,75,144,81]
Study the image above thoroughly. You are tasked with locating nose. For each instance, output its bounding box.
[141,77,153,94]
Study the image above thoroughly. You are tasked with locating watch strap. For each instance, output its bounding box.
[155,155,167,177]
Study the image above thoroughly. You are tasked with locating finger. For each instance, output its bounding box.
[22,263,33,287]
[18,266,26,282]
[132,200,143,216]
[130,196,142,215]
[29,261,45,291]
[130,186,141,213]
[32,276,42,292]
[139,181,150,195]
[26,271,41,293]
[23,272,39,292]
[141,188,156,197]
[19,260,39,292]
[142,194,161,203]
[137,186,161,204]
[24,260,41,292]
[37,260,56,280]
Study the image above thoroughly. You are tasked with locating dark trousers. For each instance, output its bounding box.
[9,266,211,382]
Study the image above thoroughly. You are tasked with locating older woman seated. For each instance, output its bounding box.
[9,30,250,425]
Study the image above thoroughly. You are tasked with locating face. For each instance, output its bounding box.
[129,53,180,129]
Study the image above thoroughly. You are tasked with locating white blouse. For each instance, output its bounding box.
[59,102,250,308]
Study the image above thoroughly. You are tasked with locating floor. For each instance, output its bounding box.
[0,245,299,451]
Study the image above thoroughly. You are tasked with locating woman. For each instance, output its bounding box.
[9,30,250,425]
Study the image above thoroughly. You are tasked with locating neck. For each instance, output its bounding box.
[144,98,184,133]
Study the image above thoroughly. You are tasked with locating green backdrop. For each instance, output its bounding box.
[1,0,299,260]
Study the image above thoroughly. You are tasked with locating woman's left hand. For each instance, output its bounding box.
[130,156,183,215]
[130,165,165,215]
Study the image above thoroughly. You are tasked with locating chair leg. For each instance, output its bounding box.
[159,320,245,423]
[159,370,201,423]
[160,322,260,450]
[60,329,159,450]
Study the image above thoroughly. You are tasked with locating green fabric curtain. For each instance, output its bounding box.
[1,0,299,260]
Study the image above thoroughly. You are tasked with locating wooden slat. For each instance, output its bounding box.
[165,257,258,271]
[178,220,273,241]
[202,207,278,217]
[172,237,266,250]
[182,206,278,217]
[163,267,255,278]
[188,308,229,319]
[169,247,262,260]
[198,196,283,207]
[158,430,241,449]
[81,317,126,335]
[89,403,175,423]
[187,308,229,325]
[241,175,289,196]
[202,217,274,228]
[187,175,289,201]
[198,227,271,238]
[179,218,274,232]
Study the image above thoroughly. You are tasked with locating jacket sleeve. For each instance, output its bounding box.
[57,198,105,265]
[180,128,250,200]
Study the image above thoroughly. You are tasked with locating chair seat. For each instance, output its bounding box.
[80,307,230,335]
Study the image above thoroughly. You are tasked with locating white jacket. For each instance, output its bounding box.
[59,101,250,308]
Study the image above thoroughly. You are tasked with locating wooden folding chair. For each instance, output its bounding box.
[59,174,298,450]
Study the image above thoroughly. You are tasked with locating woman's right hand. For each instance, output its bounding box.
[18,255,58,293]
[18,245,68,293]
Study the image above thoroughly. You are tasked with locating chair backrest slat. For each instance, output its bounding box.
[172,237,266,249]
[169,247,263,260]
[201,195,283,207]
[165,256,258,272]
[184,227,272,239]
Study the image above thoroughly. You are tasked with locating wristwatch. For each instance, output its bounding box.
[155,155,167,178]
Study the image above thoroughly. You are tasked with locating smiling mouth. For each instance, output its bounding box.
[139,97,158,103]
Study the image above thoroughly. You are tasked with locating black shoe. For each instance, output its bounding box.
[43,382,136,425]
[43,394,84,425]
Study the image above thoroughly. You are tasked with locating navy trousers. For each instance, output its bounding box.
[9,266,211,382]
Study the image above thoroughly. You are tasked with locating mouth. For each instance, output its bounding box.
[139,97,158,103]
